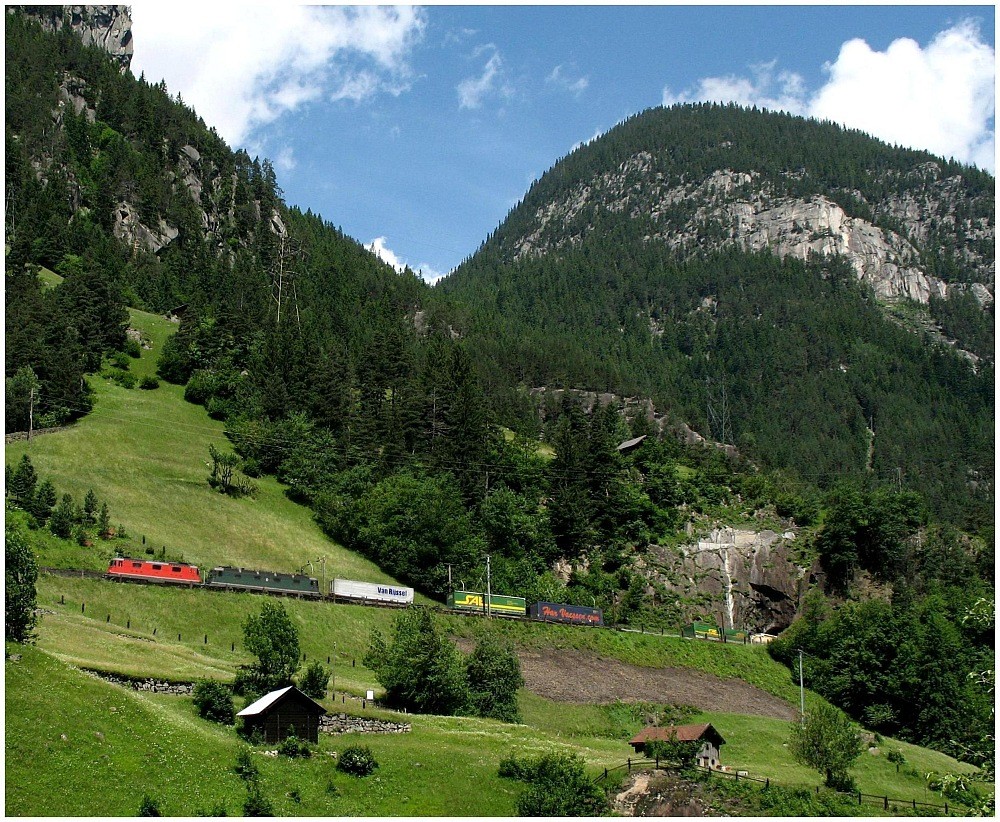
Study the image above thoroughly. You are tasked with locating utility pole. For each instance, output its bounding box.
[28,387,36,442]
[445,564,452,593]
[798,648,805,727]
[485,555,492,619]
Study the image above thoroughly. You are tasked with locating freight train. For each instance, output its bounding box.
[104,558,605,627]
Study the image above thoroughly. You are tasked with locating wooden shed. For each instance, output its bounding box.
[629,723,726,768]
[236,686,326,744]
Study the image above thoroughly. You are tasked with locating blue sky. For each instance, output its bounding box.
[130,4,995,282]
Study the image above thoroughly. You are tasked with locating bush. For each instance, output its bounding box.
[109,351,131,370]
[337,745,379,777]
[511,753,609,816]
[138,795,162,816]
[277,731,312,758]
[498,754,539,781]
[108,369,137,389]
[298,660,330,699]
[242,783,272,817]
[234,748,259,782]
[125,338,142,358]
[139,375,159,390]
[192,679,235,724]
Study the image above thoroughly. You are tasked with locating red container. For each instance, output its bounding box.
[107,557,201,585]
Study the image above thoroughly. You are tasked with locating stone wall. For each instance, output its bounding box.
[321,713,411,735]
[83,669,195,695]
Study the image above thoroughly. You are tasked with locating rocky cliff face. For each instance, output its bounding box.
[513,156,994,310]
[641,526,814,634]
[19,5,133,71]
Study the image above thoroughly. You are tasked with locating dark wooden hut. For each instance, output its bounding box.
[236,686,326,744]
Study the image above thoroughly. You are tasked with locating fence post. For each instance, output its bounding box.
[912,799,916,810]
[884,796,888,811]
[82,602,85,613]
[945,803,948,814]
[106,614,110,622]
[61,595,65,604]
[231,642,235,651]
[204,634,207,644]
[655,757,659,769]
[604,768,607,780]
[765,778,769,789]
[857,792,861,805]
[628,757,632,772]
[735,771,738,781]
[127,619,130,629]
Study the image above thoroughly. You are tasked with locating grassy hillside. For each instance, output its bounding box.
[5,307,415,590]
[5,643,627,817]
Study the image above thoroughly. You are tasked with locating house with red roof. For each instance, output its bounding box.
[628,723,726,769]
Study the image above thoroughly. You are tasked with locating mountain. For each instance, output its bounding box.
[439,104,995,529]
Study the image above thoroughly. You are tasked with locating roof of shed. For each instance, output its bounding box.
[616,434,647,452]
[629,723,725,745]
[236,686,326,717]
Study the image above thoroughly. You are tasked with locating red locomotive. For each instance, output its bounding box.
[106,557,201,585]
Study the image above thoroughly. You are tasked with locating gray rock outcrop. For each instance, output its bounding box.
[514,159,994,312]
[644,526,810,634]
[19,5,133,71]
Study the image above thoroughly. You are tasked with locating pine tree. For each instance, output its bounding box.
[49,493,75,539]
[10,454,38,508]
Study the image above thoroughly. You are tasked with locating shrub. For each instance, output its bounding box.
[109,351,131,370]
[192,679,235,724]
[108,369,137,389]
[125,338,142,358]
[337,745,379,777]
[277,731,312,758]
[139,376,159,390]
[138,795,162,816]
[234,748,259,782]
[512,753,609,816]
[298,661,330,699]
[242,783,272,817]
[498,754,539,781]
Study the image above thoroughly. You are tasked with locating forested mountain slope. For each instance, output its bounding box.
[439,104,994,529]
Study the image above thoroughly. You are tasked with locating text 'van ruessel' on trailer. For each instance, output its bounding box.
[331,578,414,607]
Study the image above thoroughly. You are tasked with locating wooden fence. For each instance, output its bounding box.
[595,758,965,815]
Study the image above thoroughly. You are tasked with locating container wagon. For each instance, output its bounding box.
[205,566,320,598]
[448,590,526,617]
[529,601,604,626]
[106,557,201,586]
[331,578,414,607]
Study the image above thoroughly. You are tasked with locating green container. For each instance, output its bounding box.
[448,590,526,616]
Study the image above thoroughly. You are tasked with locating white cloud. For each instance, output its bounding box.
[367,237,447,284]
[547,65,589,97]
[457,46,514,109]
[662,20,995,171]
[367,236,407,273]
[810,20,994,170]
[663,60,808,115]
[274,146,297,173]
[130,5,425,146]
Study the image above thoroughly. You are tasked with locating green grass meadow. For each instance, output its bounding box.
[5,308,413,588]
[5,643,628,817]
